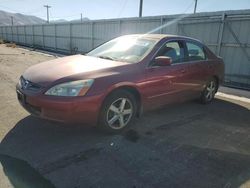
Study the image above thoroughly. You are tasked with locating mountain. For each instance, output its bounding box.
[70,18,90,22]
[50,19,68,23]
[0,10,90,26]
[0,10,46,26]
[50,18,90,23]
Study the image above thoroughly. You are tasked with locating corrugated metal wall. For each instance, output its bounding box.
[0,10,250,89]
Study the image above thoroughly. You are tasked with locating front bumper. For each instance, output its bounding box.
[16,86,102,125]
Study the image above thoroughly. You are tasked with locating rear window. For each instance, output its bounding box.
[186,42,206,61]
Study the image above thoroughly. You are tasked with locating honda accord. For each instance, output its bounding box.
[16,34,224,132]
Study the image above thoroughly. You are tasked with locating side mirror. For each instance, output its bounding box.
[154,56,172,66]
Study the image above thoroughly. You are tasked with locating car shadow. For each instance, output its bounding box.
[0,98,250,188]
[0,154,56,188]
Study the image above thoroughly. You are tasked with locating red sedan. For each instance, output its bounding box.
[16,34,224,132]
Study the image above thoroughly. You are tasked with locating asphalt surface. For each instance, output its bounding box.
[0,44,250,188]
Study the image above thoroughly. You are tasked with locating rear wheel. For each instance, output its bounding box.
[200,78,217,104]
[99,90,137,133]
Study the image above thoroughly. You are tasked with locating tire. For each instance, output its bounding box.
[98,90,137,133]
[200,78,217,104]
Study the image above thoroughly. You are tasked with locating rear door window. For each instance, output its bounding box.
[186,42,206,61]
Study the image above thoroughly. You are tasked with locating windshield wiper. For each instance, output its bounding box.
[97,55,115,61]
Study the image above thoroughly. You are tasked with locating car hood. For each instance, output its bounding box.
[23,55,128,85]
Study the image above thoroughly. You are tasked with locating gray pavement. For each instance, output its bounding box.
[0,44,250,188]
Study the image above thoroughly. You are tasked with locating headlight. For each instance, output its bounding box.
[45,79,94,97]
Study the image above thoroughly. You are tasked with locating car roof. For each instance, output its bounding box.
[123,34,202,44]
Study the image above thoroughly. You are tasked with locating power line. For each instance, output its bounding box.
[23,8,44,15]
[117,0,128,18]
[44,4,51,23]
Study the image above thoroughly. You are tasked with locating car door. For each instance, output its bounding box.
[184,40,211,96]
[143,40,193,110]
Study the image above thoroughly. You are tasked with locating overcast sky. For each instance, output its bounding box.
[0,0,250,21]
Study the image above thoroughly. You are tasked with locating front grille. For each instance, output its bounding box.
[20,76,42,92]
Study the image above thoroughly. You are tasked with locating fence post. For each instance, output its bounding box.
[118,20,121,36]
[0,27,2,39]
[42,24,45,49]
[160,16,163,34]
[24,25,27,45]
[1,27,3,38]
[11,25,13,42]
[70,23,72,54]
[177,23,180,35]
[5,27,7,40]
[91,22,94,49]
[54,24,57,51]
[17,26,20,44]
[217,13,226,56]
[32,25,35,47]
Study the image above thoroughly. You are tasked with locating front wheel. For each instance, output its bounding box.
[200,78,217,104]
[98,90,137,133]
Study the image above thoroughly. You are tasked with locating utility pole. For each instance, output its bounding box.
[44,5,51,23]
[139,0,143,17]
[194,0,198,14]
[81,13,83,23]
[11,16,14,26]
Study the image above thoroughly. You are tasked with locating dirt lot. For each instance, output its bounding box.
[0,44,250,188]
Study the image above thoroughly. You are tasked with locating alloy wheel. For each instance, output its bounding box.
[205,80,216,101]
[106,98,133,130]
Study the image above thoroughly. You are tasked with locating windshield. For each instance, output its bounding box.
[87,36,157,63]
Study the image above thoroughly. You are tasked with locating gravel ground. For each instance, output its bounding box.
[0,45,55,140]
[0,44,250,188]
